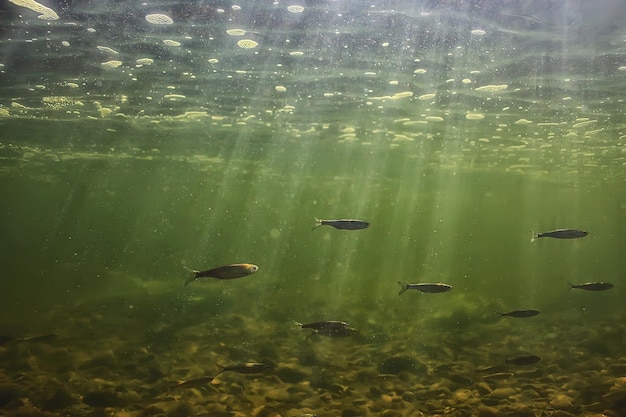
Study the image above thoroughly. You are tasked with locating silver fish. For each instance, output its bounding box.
[184,263,259,286]
[397,281,452,295]
[531,229,588,242]
[569,281,613,291]
[313,218,369,231]
[170,376,214,390]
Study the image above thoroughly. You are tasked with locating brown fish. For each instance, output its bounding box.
[184,263,259,286]
[216,362,271,375]
[170,376,214,390]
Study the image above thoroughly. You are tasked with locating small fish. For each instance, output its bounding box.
[497,310,540,318]
[397,281,452,295]
[312,218,369,231]
[505,355,541,366]
[313,326,358,337]
[216,362,272,375]
[170,376,214,390]
[530,229,588,242]
[482,372,514,380]
[184,263,259,286]
[293,320,351,332]
[0,333,58,345]
[568,281,614,291]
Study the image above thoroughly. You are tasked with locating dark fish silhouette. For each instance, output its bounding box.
[531,229,587,242]
[497,310,540,318]
[506,355,541,366]
[184,263,259,286]
[293,321,351,332]
[569,281,613,291]
[397,281,452,295]
[312,218,369,231]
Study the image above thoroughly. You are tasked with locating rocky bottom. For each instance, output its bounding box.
[1,289,625,417]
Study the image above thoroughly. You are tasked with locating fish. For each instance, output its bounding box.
[482,372,515,380]
[312,326,358,337]
[184,263,259,286]
[170,376,214,390]
[0,333,58,345]
[312,218,370,231]
[505,355,541,366]
[497,310,540,318]
[216,362,272,375]
[397,281,452,295]
[530,229,588,242]
[568,281,614,291]
[293,320,351,332]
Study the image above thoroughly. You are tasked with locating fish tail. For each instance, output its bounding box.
[397,281,408,295]
[312,217,323,231]
[495,311,504,317]
[567,281,575,290]
[292,320,304,329]
[529,230,537,242]
[183,265,200,286]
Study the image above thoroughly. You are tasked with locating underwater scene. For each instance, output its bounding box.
[1,0,626,416]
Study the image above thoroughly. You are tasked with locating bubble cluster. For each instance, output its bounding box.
[8,0,59,20]
[226,29,246,36]
[145,14,173,25]
[287,5,304,13]
[237,39,258,49]
[101,60,123,69]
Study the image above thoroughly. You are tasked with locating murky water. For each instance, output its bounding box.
[1,1,626,416]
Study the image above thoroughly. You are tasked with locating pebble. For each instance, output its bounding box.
[489,387,517,400]
[549,394,575,411]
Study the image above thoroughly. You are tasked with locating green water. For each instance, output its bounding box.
[1,1,626,416]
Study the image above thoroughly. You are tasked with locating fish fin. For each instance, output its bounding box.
[312,217,323,231]
[397,281,408,295]
[183,266,199,286]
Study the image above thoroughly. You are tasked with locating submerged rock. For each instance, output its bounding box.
[0,384,20,407]
[549,394,575,411]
